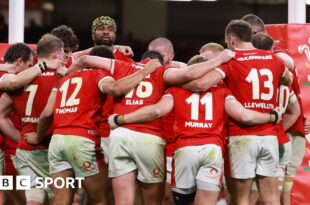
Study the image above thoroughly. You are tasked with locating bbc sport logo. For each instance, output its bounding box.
[0,176,84,190]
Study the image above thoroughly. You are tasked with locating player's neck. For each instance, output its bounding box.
[37,57,51,63]
[235,42,255,50]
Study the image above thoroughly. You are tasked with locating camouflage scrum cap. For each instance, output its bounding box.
[92,16,117,33]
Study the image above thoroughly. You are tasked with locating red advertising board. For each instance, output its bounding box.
[266,24,310,205]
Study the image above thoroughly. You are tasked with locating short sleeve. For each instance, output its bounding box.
[112,60,136,80]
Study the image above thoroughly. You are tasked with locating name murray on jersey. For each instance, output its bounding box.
[185,121,213,128]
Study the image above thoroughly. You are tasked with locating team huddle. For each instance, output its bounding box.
[0,13,307,205]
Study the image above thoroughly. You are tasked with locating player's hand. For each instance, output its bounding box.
[144,59,161,74]
[304,120,310,135]
[271,107,282,124]
[108,114,119,130]
[46,59,66,70]
[24,132,39,145]
[115,45,134,57]
[219,49,235,63]
[56,66,68,77]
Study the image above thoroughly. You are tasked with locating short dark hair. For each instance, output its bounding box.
[89,45,115,59]
[225,19,252,42]
[241,14,265,33]
[141,50,164,65]
[4,43,35,63]
[252,33,274,51]
[51,25,79,51]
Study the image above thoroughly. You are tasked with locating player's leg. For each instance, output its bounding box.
[3,153,26,205]
[278,141,291,203]
[130,130,166,205]
[109,127,139,205]
[256,176,278,205]
[82,169,111,205]
[282,134,305,205]
[249,180,259,205]
[51,169,75,205]
[194,189,220,205]
[57,134,109,205]
[13,149,50,205]
[100,137,113,204]
[256,135,280,205]
[194,144,223,205]
[139,181,165,205]
[226,136,259,205]
[111,172,136,205]
[164,155,174,205]
[226,177,253,205]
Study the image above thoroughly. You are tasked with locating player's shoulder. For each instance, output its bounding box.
[0,70,8,77]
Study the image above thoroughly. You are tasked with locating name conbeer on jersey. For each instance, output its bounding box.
[236,55,272,62]
[185,121,213,128]
[244,102,274,109]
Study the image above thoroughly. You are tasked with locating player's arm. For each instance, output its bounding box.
[225,96,281,125]
[0,94,20,142]
[99,59,161,97]
[280,68,293,86]
[113,45,134,57]
[172,60,187,68]
[0,59,64,91]
[26,90,56,145]
[282,93,300,131]
[276,52,294,71]
[66,55,113,76]
[108,95,174,129]
[71,47,93,61]
[181,69,224,92]
[163,49,234,85]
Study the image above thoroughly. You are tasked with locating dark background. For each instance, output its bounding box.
[0,0,309,62]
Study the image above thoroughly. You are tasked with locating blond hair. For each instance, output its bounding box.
[37,34,63,58]
[199,42,224,54]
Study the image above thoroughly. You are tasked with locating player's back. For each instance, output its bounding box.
[9,70,59,150]
[53,69,109,144]
[112,60,168,137]
[167,86,229,150]
[219,48,285,136]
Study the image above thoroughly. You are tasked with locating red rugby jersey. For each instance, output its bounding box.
[53,69,111,144]
[166,86,230,150]
[8,70,59,150]
[100,50,134,137]
[273,41,305,137]
[111,59,168,137]
[219,48,285,136]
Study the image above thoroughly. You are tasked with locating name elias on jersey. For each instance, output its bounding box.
[125,99,144,105]
[56,107,78,114]
[236,55,272,61]
[22,117,39,123]
[244,102,274,109]
[185,121,213,128]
